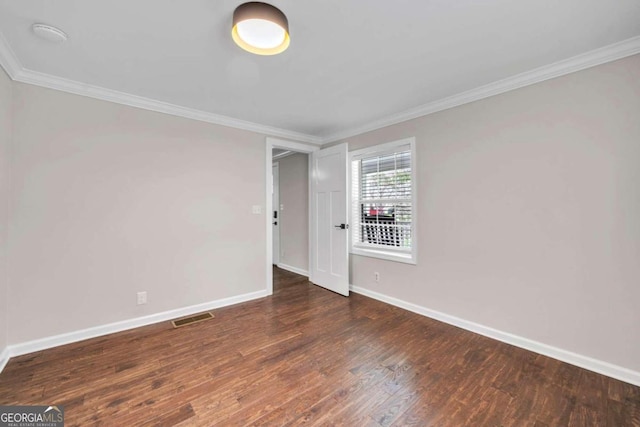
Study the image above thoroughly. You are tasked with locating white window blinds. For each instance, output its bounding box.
[351,142,413,254]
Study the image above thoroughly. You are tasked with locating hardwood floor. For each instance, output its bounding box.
[1,267,639,426]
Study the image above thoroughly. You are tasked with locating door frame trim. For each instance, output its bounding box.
[271,161,280,265]
[265,137,319,295]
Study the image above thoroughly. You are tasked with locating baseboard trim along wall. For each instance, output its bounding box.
[349,285,640,387]
[4,283,638,388]
[276,263,309,277]
[0,347,10,374]
[0,289,268,373]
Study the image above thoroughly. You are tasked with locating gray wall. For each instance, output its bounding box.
[0,67,11,355]
[2,51,639,379]
[7,82,267,344]
[277,153,309,272]
[340,54,640,372]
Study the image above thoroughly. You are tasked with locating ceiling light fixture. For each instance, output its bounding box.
[232,2,290,55]
[32,23,68,43]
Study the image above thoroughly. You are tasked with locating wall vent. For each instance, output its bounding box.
[171,312,214,328]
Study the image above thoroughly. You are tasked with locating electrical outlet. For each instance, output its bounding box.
[374,272,380,283]
[137,291,147,305]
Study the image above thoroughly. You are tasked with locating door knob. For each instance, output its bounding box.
[273,221,278,225]
[334,224,348,229]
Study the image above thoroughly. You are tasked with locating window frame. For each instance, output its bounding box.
[349,137,417,265]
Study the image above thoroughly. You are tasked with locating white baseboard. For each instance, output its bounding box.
[0,346,9,373]
[2,289,268,369]
[276,263,309,277]
[350,285,640,387]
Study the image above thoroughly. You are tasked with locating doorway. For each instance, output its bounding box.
[265,137,349,297]
[266,138,318,295]
[273,148,313,276]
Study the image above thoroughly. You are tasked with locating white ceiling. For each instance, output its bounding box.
[1,0,639,143]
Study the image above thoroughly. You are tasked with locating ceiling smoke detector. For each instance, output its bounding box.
[32,23,68,43]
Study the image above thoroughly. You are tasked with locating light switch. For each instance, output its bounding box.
[280,204,284,211]
[252,205,262,214]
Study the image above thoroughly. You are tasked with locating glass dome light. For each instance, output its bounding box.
[232,2,290,55]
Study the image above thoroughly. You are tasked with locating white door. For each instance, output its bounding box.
[310,143,349,296]
[272,163,280,265]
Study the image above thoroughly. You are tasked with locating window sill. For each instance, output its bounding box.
[350,247,416,265]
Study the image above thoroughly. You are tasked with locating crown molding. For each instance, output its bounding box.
[12,69,323,144]
[0,31,322,145]
[321,35,640,143]
[2,28,639,146]
[0,31,21,78]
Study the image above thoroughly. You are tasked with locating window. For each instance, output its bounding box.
[350,137,416,264]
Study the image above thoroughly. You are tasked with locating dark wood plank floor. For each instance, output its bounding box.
[1,267,639,426]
